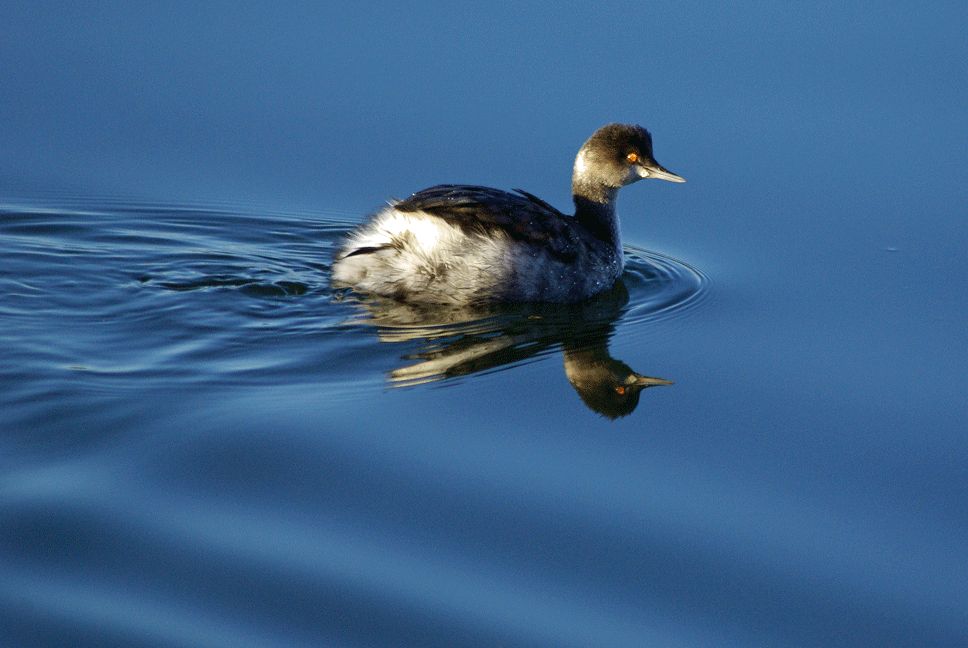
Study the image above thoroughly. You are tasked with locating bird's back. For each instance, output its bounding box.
[394,185,581,262]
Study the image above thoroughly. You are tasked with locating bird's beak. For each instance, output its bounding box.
[628,374,675,387]
[646,163,685,183]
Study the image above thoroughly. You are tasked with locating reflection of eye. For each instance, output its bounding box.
[627,153,639,163]
[615,386,627,395]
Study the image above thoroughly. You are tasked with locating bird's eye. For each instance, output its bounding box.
[626,152,639,163]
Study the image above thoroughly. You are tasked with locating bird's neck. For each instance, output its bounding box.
[572,181,621,251]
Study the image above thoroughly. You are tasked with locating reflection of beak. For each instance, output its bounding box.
[645,163,686,183]
[627,374,674,387]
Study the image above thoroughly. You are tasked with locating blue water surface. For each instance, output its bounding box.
[2,2,967,648]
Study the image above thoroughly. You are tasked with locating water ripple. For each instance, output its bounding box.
[621,246,711,325]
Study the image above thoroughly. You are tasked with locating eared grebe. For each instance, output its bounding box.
[331,123,684,303]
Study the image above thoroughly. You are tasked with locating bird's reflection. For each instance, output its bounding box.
[336,281,672,418]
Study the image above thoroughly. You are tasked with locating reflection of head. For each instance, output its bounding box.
[339,280,672,416]
[563,346,672,419]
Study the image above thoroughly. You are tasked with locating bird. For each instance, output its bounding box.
[331,123,684,304]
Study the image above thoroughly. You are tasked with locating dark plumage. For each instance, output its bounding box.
[394,185,582,261]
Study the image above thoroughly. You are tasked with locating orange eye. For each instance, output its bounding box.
[627,153,639,163]
[615,386,626,395]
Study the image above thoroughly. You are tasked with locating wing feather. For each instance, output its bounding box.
[393,185,580,261]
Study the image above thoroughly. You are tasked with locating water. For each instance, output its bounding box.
[3,2,967,647]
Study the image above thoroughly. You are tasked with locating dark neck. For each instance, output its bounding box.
[572,182,621,247]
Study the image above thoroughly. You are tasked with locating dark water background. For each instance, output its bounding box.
[2,3,967,647]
